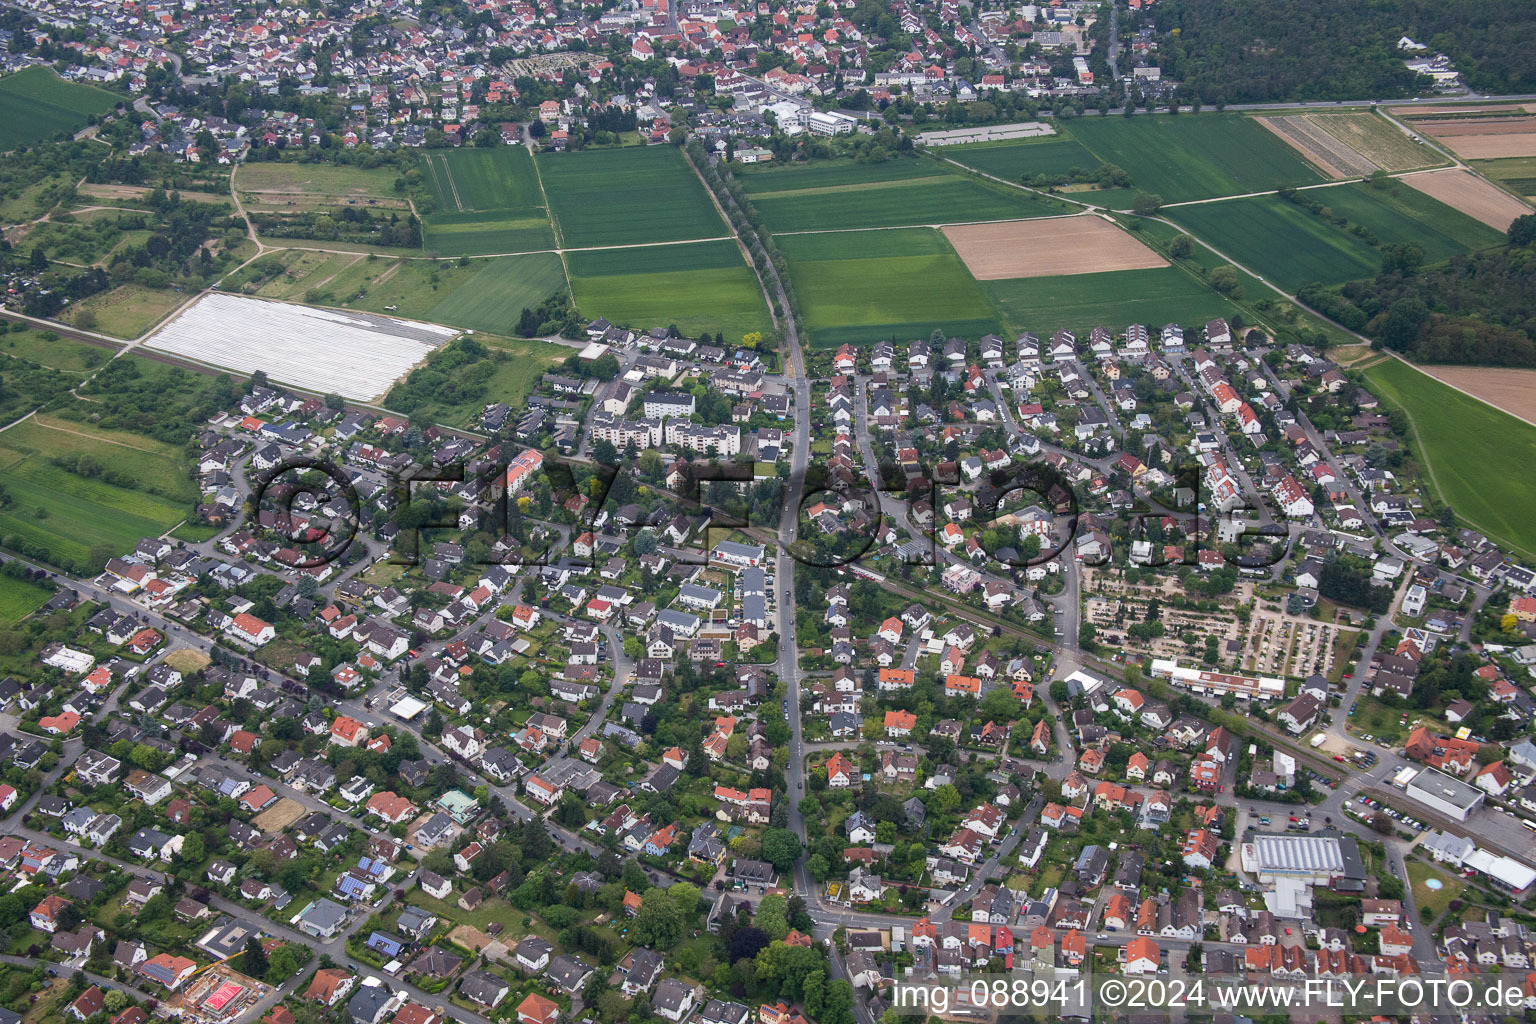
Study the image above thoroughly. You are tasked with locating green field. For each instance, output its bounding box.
[0,66,119,149]
[566,239,773,341]
[0,424,190,571]
[739,158,1064,233]
[1361,356,1536,561]
[1066,114,1327,205]
[537,146,727,247]
[777,228,1001,348]
[423,208,556,256]
[424,147,545,212]
[0,573,51,623]
[421,147,556,255]
[1169,181,1503,292]
[237,161,401,198]
[425,254,568,333]
[1471,156,1536,200]
[942,136,1108,182]
[983,266,1243,336]
[1170,195,1385,292]
[0,330,112,372]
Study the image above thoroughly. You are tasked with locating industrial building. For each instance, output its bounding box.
[1404,766,1485,821]
[1239,832,1366,886]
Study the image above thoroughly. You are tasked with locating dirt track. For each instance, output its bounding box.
[943,216,1167,280]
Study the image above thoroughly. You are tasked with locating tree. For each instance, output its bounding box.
[821,979,854,1024]
[1510,213,1536,247]
[760,828,802,873]
[1169,234,1194,259]
[728,926,770,962]
[242,934,269,979]
[268,945,302,980]
[1208,265,1242,298]
[632,887,685,948]
[179,832,205,866]
[755,893,789,940]
[1132,192,1163,216]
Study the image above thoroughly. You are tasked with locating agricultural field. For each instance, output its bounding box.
[738,157,1064,232]
[1167,180,1500,293]
[1066,114,1327,205]
[1361,356,1536,561]
[943,215,1166,279]
[420,148,556,255]
[1257,112,1443,176]
[0,572,51,624]
[1418,365,1536,427]
[0,415,193,571]
[1400,167,1533,231]
[421,254,568,334]
[777,228,1001,348]
[422,147,544,212]
[422,208,556,256]
[1168,195,1381,292]
[0,66,120,149]
[1472,156,1536,201]
[1408,112,1536,160]
[941,136,1107,183]
[537,145,726,247]
[1319,178,1506,256]
[982,266,1242,336]
[566,240,772,342]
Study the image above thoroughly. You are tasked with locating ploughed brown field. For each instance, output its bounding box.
[942,215,1167,280]
[1415,116,1536,159]
[1419,365,1536,427]
[1401,168,1533,230]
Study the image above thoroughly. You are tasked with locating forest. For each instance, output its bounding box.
[1301,223,1536,367]
[1146,0,1536,103]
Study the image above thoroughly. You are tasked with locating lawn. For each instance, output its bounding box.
[566,239,773,342]
[0,329,113,372]
[982,265,1242,335]
[777,228,1001,348]
[8,413,198,501]
[236,161,402,199]
[1066,114,1327,205]
[738,156,1065,232]
[1362,356,1536,561]
[537,145,727,247]
[1168,194,1384,292]
[0,449,188,571]
[0,66,120,148]
[0,411,193,570]
[0,573,51,623]
[56,284,188,339]
[384,332,568,428]
[1407,858,1463,924]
